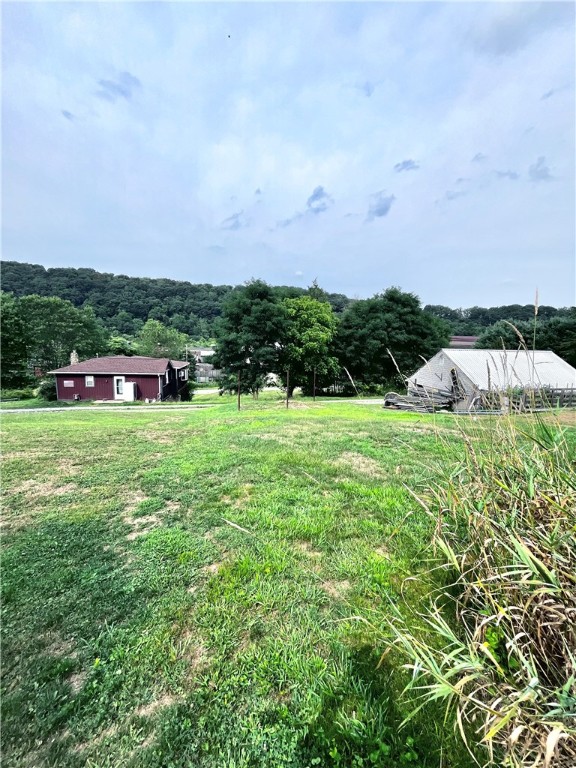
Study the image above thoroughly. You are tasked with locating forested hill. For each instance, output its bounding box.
[1,261,351,338]
[1,260,572,339]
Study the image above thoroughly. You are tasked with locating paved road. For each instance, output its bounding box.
[1,404,216,414]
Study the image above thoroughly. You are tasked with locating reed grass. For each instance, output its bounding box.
[384,410,576,766]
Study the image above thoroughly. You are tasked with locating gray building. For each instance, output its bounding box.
[407,349,576,412]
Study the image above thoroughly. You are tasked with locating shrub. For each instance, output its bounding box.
[385,414,576,767]
[0,388,35,401]
[178,380,195,401]
[36,378,57,401]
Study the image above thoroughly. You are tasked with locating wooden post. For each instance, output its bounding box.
[313,367,316,402]
[237,370,241,411]
[286,368,290,409]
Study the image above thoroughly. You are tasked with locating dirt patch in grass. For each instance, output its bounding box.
[220,484,254,509]
[374,546,390,559]
[134,693,178,719]
[139,431,176,445]
[295,541,322,559]
[11,479,84,499]
[68,670,88,695]
[202,560,225,575]
[123,491,149,513]
[178,630,209,669]
[321,579,351,599]
[125,514,161,540]
[41,631,76,658]
[334,452,384,478]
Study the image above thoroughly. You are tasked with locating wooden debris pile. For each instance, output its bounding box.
[384,384,454,413]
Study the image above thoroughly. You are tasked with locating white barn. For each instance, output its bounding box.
[407,349,576,412]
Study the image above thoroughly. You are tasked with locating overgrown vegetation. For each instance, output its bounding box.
[385,414,576,767]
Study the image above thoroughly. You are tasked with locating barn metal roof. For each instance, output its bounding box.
[441,349,576,390]
[49,356,189,376]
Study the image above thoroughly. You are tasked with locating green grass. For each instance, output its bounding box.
[2,398,474,767]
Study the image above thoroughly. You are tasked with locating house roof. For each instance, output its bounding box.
[410,349,576,391]
[49,356,189,376]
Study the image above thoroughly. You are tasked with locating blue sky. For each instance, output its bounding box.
[2,1,575,306]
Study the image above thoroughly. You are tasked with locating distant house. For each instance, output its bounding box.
[190,347,221,383]
[49,356,190,402]
[449,335,479,349]
[393,349,576,412]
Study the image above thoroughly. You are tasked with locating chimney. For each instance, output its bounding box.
[70,350,79,365]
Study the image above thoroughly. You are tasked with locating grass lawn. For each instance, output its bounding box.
[2,397,475,767]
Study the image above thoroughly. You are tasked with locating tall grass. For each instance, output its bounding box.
[385,413,576,766]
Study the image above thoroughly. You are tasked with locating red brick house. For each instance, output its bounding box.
[49,356,190,402]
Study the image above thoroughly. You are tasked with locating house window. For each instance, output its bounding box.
[63,380,74,388]
[85,376,95,387]
[179,368,188,380]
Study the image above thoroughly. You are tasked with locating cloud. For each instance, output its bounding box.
[366,191,395,222]
[254,188,262,196]
[306,185,333,214]
[61,110,75,121]
[528,156,552,182]
[360,81,375,97]
[294,270,304,277]
[456,177,470,184]
[471,4,574,57]
[496,170,519,180]
[95,71,141,102]
[540,84,572,101]
[472,152,487,162]
[394,159,419,173]
[278,186,333,227]
[221,211,247,230]
[445,190,467,201]
[276,212,303,228]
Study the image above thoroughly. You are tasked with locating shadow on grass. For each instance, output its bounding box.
[1,517,211,767]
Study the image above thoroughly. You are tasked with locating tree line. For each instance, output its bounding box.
[1,262,574,393]
[3,260,571,340]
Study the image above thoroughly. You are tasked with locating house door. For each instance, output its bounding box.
[114,376,125,400]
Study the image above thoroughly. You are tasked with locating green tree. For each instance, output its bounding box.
[19,294,108,373]
[476,314,576,367]
[214,280,287,396]
[279,295,339,396]
[0,292,32,388]
[336,287,450,386]
[135,319,187,359]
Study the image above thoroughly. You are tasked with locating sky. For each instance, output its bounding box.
[2,1,575,307]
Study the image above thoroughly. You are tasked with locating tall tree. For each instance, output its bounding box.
[0,292,32,387]
[336,287,450,385]
[279,296,339,396]
[214,280,287,394]
[475,314,576,367]
[135,319,188,359]
[19,294,108,373]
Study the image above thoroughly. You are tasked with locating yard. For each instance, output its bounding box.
[0,398,506,767]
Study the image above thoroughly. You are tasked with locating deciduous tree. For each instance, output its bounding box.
[214,280,287,395]
[336,287,450,385]
[279,296,339,396]
[135,319,187,359]
[19,294,108,373]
